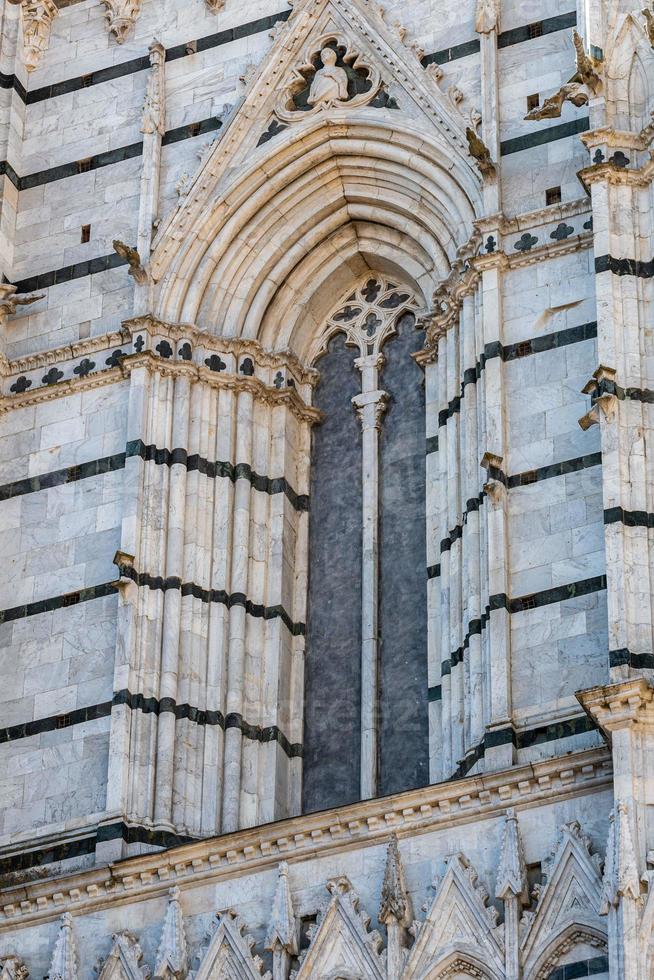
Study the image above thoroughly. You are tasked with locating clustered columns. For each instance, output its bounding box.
[105,321,319,848]
[579,146,654,678]
[319,278,419,801]
[422,244,515,781]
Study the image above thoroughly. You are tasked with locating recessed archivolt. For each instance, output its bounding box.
[152,116,481,362]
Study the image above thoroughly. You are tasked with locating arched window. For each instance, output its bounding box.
[303,277,429,810]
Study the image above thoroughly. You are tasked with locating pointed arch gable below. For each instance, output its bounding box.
[151,115,481,356]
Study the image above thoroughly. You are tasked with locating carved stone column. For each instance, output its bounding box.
[353,358,387,801]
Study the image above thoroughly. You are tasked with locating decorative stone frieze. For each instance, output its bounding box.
[102,0,142,44]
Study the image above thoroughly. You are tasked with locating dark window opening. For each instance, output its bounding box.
[527,93,540,112]
[546,186,562,206]
[81,73,93,88]
[528,21,544,38]
[80,224,91,244]
[77,157,92,174]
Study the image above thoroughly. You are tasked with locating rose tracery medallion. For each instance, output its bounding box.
[275,34,382,122]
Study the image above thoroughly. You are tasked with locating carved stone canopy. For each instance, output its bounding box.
[275,33,382,121]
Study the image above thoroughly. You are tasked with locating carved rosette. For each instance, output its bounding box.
[275,32,382,122]
[102,0,142,44]
[18,0,58,73]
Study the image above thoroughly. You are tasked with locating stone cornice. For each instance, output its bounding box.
[580,125,654,153]
[0,328,130,377]
[474,198,591,236]
[577,678,654,738]
[0,318,321,423]
[124,315,319,386]
[0,746,611,929]
[578,157,654,191]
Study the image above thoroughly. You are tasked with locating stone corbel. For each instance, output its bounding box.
[9,0,58,73]
[481,451,506,501]
[0,284,43,321]
[579,365,618,430]
[113,550,136,589]
[113,240,149,285]
[466,126,496,178]
[102,0,142,44]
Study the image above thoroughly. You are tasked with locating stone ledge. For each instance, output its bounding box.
[0,745,611,928]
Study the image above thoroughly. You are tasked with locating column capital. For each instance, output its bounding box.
[352,389,388,430]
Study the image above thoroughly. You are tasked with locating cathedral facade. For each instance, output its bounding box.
[0,0,653,975]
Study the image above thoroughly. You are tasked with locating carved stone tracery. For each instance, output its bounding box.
[316,276,419,361]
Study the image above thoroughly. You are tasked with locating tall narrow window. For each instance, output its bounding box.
[303,277,428,812]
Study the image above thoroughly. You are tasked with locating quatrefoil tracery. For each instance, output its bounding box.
[316,276,419,361]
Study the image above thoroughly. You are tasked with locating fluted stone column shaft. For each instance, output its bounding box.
[221,389,255,832]
[154,374,192,824]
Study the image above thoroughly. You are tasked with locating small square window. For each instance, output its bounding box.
[81,73,93,88]
[80,224,91,244]
[527,93,540,112]
[77,157,92,174]
[515,341,531,358]
[185,39,197,55]
[188,122,201,137]
[545,186,561,206]
[528,21,544,39]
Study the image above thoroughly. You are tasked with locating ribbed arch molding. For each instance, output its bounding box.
[153,116,481,356]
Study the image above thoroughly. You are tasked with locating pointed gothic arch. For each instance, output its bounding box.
[152,114,481,354]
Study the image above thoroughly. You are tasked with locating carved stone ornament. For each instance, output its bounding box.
[102,0,142,44]
[15,0,58,73]
[275,33,382,122]
[141,40,166,137]
[48,913,79,980]
[475,0,500,34]
[0,958,28,980]
[525,28,602,121]
[314,275,418,362]
[644,5,654,48]
[206,0,225,10]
